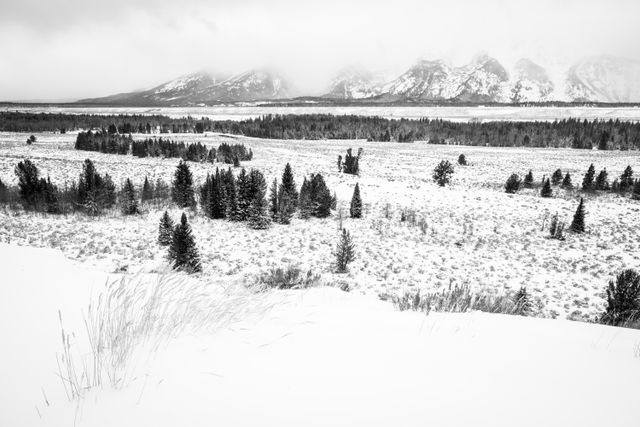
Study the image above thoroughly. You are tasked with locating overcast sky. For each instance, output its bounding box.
[1,0,639,101]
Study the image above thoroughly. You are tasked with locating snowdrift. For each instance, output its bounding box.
[1,243,639,427]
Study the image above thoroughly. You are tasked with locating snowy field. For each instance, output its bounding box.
[1,131,640,321]
[1,243,639,427]
[3,104,640,121]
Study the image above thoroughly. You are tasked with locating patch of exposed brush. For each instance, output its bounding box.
[256,265,321,290]
[392,284,533,316]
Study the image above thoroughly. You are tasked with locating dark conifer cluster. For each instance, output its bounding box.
[75,131,131,154]
[5,158,171,215]
[299,174,333,219]
[132,138,210,161]
[217,143,253,164]
[339,148,360,175]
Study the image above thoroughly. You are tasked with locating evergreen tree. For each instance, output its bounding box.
[236,168,251,221]
[350,183,362,218]
[14,159,43,210]
[309,174,332,218]
[248,170,271,229]
[620,165,634,192]
[298,177,312,219]
[337,155,342,172]
[43,176,60,214]
[432,160,454,187]
[0,178,8,204]
[457,154,467,166]
[330,192,337,210]
[275,186,294,225]
[582,164,596,191]
[141,176,154,202]
[158,211,174,246]
[335,228,356,273]
[600,269,640,326]
[561,172,573,189]
[225,171,240,220]
[632,179,640,201]
[280,163,298,210]
[342,148,359,175]
[168,213,202,273]
[171,160,195,208]
[505,173,521,193]
[269,178,279,219]
[523,170,534,188]
[540,178,552,197]
[570,197,586,233]
[154,178,170,201]
[551,169,563,186]
[121,178,139,215]
[595,169,610,191]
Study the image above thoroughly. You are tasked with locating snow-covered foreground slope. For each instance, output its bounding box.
[1,243,639,427]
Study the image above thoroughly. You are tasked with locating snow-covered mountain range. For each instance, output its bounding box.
[80,55,640,105]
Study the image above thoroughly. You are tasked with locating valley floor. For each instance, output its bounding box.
[1,132,640,319]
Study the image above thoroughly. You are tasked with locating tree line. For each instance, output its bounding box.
[75,131,253,164]
[4,112,640,149]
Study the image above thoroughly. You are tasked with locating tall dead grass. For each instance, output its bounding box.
[57,274,272,400]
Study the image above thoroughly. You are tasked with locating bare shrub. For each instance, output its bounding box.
[257,265,321,290]
[393,283,531,316]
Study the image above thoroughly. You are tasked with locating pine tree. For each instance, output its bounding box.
[158,211,174,246]
[236,168,251,221]
[561,172,573,189]
[168,213,202,273]
[551,169,563,186]
[154,178,170,201]
[457,154,467,166]
[269,178,279,219]
[275,186,294,225]
[225,171,240,220]
[171,160,195,208]
[309,174,332,218]
[600,269,640,326]
[298,177,312,219]
[432,160,454,187]
[582,164,596,191]
[335,228,356,273]
[280,163,298,210]
[540,178,552,197]
[141,176,154,202]
[632,179,640,201]
[14,159,43,210]
[350,183,362,218]
[595,169,610,191]
[570,197,586,233]
[121,178,139,215]
[43,176,60,214]
[342,149,359,175]
[248,170,271,229]
[620,165,634,192]
[505,173,521,193]
[523,170,534,188]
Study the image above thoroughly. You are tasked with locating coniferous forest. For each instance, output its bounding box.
[3,111,640,149]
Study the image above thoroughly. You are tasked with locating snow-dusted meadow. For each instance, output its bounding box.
[2,130,640,426]
[1,131,640,320]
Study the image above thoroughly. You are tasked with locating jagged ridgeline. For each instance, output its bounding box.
[75,131,252,163]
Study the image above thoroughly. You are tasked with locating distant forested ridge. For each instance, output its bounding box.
[2,112,640,149]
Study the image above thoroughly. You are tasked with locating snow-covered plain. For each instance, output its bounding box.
[1,242,639,427]
[3,105,640,122]
[1,131,640,320]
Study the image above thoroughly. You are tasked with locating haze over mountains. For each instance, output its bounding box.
[80,55,640,105]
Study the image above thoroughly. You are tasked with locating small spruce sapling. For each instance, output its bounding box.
[335,228,355,273]
[350,183,362,219]
[570,197,586,233]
